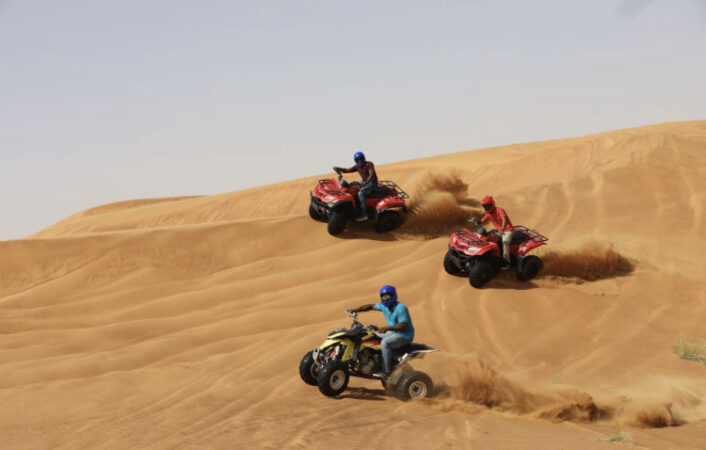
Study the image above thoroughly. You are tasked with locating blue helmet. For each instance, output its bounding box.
[354,151,366,167]
[379,285,398,307]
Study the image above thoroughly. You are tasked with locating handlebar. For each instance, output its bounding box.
[345,311,381,335]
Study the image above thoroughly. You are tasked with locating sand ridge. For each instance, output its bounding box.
[1,121,706,449]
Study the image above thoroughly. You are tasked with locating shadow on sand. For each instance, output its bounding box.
[337,387,388,401]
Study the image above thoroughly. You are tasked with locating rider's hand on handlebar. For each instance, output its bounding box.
[333,166,342,173]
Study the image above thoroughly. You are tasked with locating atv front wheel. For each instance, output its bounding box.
[299,351,319,386]
[396,371,433,401]
[375,210,402,233]
[317,360,349,397]
[517,255,543,281]
[309,202,325,222]
[443,250,462,275]
[327,212,347,235]
[469,260,494,288]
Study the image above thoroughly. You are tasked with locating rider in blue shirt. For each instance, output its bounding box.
[347,285,414,378]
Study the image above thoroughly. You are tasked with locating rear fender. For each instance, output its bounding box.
[374,197,405,211]
[517,240,546,255]
[396,349,438,367]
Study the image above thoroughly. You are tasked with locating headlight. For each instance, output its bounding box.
[325,195,334,201]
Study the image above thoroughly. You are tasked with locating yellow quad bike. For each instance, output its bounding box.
[299,311,437,401]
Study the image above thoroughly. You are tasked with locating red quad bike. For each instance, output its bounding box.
[445,219,549,288]
[309,172,409,235]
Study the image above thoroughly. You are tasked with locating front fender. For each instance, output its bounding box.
[465,244,499,258]
[319,337,356,362]
[331,200,355,215]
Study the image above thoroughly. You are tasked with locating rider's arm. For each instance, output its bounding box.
[347,304,375,313]
[379,322,408,333]
[501,216,507,231]
[334,166,357,174]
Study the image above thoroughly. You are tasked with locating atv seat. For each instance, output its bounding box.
[367,185,392,199]
[511,232,530,245]
[393,343,432,356]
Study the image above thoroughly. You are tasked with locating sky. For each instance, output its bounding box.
[1,0,705,240]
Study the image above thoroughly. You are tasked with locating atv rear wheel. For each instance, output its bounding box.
[317,360,349,397]
[375,210,402,233]
[396,371,433,401]
[309,202,325,222]
[327,211,347,235]
[517,255,543,281]
[299,351,319,386]
[443,250,462,274]
[469,260,494,288]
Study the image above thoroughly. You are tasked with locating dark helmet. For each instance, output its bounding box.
[354,151,366,167]
[481,195,495,212]
[379,285,398,308]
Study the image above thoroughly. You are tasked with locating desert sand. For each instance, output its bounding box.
[1,121,705,449]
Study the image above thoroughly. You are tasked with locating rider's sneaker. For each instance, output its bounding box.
[355,214,368,222]
[373,371,390,379]
[500,261,511,270]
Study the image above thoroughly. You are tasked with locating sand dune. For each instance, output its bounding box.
[2,121,706,449]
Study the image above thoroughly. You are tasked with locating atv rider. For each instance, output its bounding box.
[479,195,514,268]
[346,285,414,378]
[332,151,378,221]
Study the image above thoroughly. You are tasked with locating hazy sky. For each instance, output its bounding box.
[1,0,705,240]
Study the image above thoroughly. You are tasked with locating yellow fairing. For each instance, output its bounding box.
[360,341,381,351]
[319,337,355,361]
[319,331,380,362]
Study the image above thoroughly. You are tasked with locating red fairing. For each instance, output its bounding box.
[449,226,546,257]
[448,228,500,257]
[375,197,405,210]
[312,178,407,211]
[515,239,546,255]
[312,179,354,204]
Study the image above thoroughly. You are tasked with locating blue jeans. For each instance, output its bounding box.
[352,182,375,217]
[380,331,409,373]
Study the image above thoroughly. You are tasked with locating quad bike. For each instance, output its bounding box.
[445,219,549,288]
[309,171,409,235]
[299,311,436,401]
